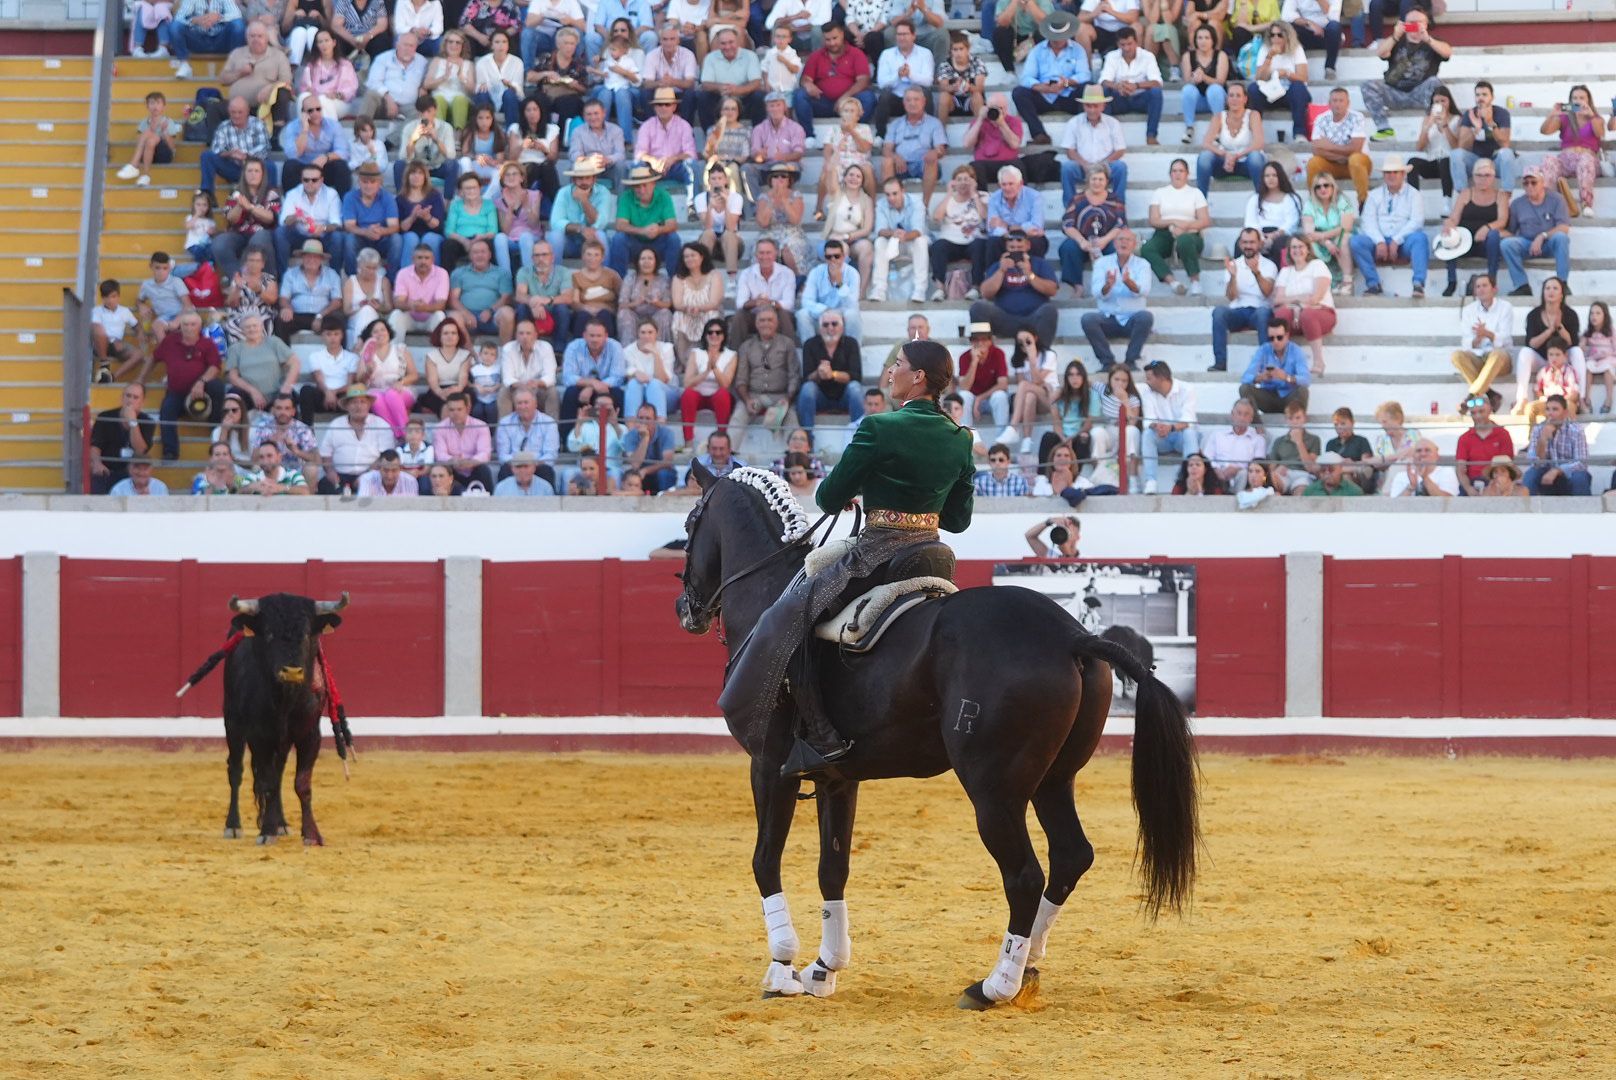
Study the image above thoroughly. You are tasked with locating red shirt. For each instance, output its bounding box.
[156,332,222,395]
[802,46,870,102]
[974,115,1024,164]
[956,346,1007,396]
[1455,424,1515,482]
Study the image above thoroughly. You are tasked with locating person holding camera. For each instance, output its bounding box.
[964,94,1026,192]
[1359,9,1450,142]
[1537,85,1606,219]
[970,229,1061,355]
[1025,515,1080,558]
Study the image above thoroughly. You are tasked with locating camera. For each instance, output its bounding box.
[986,106,1001,122]
[1401,19,1419,32]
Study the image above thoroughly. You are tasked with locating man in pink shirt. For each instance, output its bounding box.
[432,391,495,490]
[634,87,697,185]
[639,25,698,123]
[743,92,808,195]
[389,242,449,338]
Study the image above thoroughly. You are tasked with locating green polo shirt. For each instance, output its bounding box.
[816,398,977,533]
[451,264,512,313]
[616,186,676,230]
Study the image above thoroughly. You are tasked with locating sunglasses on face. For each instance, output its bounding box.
[825,252,844,260]
[304,106,321,113]
[1267,334,1286,341]
[822,322,841,329]
[705,329,724,337]
[303,176,321,184]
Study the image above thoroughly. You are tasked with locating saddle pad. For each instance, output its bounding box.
[804,537,856,578]
[813,577,958,651]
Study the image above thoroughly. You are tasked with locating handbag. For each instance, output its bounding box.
[184,261,224,308]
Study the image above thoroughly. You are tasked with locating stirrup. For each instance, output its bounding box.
[779,738,852,782]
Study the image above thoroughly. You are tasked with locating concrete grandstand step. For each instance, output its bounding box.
[0,57,92,78]
[0,281,74,307]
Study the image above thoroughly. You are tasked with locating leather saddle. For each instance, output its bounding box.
[807,537,959,654]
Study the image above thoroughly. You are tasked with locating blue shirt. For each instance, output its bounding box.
[282,265,343,314]
[279,116,351,163]
[496,411,559,464]
[874,193,925,237]
[620,422,678,463]
[592,0,654,31]
[493,475,558,496]
[1090,252,1152,322]
[367,49,428,105]
[549,182,617,242]
[341,188,399,229]
[986,187,1042,236]
[800,264,862,321]
[991,255,1056,317]
[886,113,945,165]
[562,339,627,388]
[1357,183,1424,245]
[1018,40,1090,104]
[694,452,747,476]
[1239,341,1311,398]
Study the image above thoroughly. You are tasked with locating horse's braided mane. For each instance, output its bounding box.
[725,466,812,544]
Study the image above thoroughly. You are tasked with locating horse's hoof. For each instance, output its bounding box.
[255,834,277,846]
[221,828,241,839]
[957,981,996,1011]
[277,826,290,836]
[1016,968,1041,1002]
[303,837,323,847]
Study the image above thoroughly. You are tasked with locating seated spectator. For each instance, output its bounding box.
[241,440,311,495]
[1080,228,1154,370]
[1300,171,1356,295]
[1025,513,1081,557]
[621,317,676,418]
[1283,0,1340,80]
[1360,12,1449,143]
[152,313,227,459]
[1266,396,1319,493]
[492,450,557,495]
[560,318,628,439]
[609,165,683,277]
[1095,365,1140,485]
[984,164,1047,268]
[1140,159,1211,295]
[91,280,145,385]
[390,242,450,339]
[1245,160,1302,265]
[417,318,475,416]
[963,93,1025,192]
[1195,82,1265,194]
[1171,452,1227,495]
[731,306,799,435]
[695,27,763,128]
[989,0,1054,73]
[281,96,352,199]
[588,19,646,141]
[459,0,521,56]
[743,91,807,199]
[1368,398,1420,491]
[1178,24,1228,145]
[496,388,560,483]
[1226,0,1274,57]
[223,245,279,344]
[1500,168,1572,297]
[500,316,560,416]
[90,383,157,494]
[396,0,444,56]
[1523,343,1583,423]
[731,238,796,344]
[1100,28,1163,145]
[797,311,864,434]
[1408,84,1460,203]
[1006,328,1059,451]
[1324,404,1374,492]
[1209,227,1276,372]
[773,426,829,478]
[566,449,616,494]
[355,448,421,497]
[278,240,344,346]
[798,238,864,341]
[249,390,324,478]
[193,440,246,495]
[1011,13,1088,146]
[782,450,820,503]
[1058,86,1128,210]
[136,254,192,361]
[638,24,698,123]
[213,158,281,280]
[1512,277,1582,414]
[467,338,502,424]
[569,238,624,337]
[340,251,391,351]
[1449,273,1514,397]
[425,461,462,495]
[1041,359,1103,468]
[881,88,947,206]
[1203,399,1266,490]
[1584,301,1615,415]
[1239,315,1310,414]
[399,416,435,477]
[110,457,169,497]
[297,320,358,425]
[956,322,1010,439]
[226,313,297,414]
[1350,154,1428,298]
[694,429,746,477]
[200,97,272,196]
[871,22,936,137]
[1304,86,1370,206]
[618,246,673,344]
[586,0,658,60]
[971,231,1060,361]
[432,391,496,490]
[668,241,722,358]
[277,163,348,276]
[975,442,1030,496]
[395,96,460,191]
[928,165,990,298]
[1057,166,1125,298]
[814,96,876,219]
[301,30,364,119]
[679,317,736,446]
[942,392,988,458]
[163,0,248,80]
[1301,450,1363,495]
[1453,80,1517,192]
[620,403,681,490]
[1384,438,1457,497]
[356,318,420,437]
[1436,157,1505,297]
[1273,235,1336,376]
[566,101,625,190]
[938,31,989,125]
[358,33,429,122]
[1247,21,1310,143]
[392,164,445,270]
[1453,391,1512,495]
[117,91,182,189]
[443,171,508,273]
[791,24,877,141]
[1478,455,1528,498]
[694,163,745,276]
[1139,359,1197,494]
[547,158,616,265]
[449,237,516,343]
[868,176,929,304]
[311,380,393,492]
[529,27,590,135]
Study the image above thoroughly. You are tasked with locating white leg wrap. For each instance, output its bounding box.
[818,899,852,970]
[762,960,804,996]
[1027,896,1062,965]
[761,892,800,964]
[982,933,1031,1003]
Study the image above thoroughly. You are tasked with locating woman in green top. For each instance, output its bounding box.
[1300,171,1357,294]
[718,339,977,779]
[442,171,510,272]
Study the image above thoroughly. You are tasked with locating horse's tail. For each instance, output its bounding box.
[1072,633,1199,921]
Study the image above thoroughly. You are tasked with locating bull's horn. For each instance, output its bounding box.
[314,592,351,614]
[229,596,260,614]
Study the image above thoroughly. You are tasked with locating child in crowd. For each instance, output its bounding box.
[1527,343,1582,423]
[398,416,436,481]
[128,0,173,57]
[1324,405,1376,494]
[116,91,181,187]
[347,116,392,177]
[761,24,804,97]
[137,251,193,352]
[470,338,503,424]
[1582,300,1614,415]
[175,192,216,276]
[91,279,145,384]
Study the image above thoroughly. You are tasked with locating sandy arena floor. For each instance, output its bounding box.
[1,748,1612,1079]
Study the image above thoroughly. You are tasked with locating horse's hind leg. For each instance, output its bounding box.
[958,794,1045,1010]
[1028,779,1095,967]
[799,778,859,998]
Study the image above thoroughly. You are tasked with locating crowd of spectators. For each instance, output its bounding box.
[92,0,1613,498]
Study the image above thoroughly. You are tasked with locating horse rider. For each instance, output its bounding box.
[718,339,979,780]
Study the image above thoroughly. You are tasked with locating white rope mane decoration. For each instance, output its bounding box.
[726,466,812,544]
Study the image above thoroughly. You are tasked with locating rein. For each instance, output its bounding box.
[691,503,845,646]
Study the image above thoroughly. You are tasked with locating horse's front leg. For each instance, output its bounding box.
[799,778,859,998]
[750,754,805,998]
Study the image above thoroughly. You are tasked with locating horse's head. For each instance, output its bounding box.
[676,461,724,635]
[676,462,813,637]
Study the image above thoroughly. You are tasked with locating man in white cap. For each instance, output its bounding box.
[1349,154,1429,298]
[493,450,558,496]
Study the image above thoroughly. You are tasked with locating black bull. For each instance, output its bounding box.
[221,592,347,845]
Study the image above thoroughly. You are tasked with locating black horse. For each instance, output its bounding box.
[676,464,1199,1008]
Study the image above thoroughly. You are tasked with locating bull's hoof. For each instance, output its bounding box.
[957,981,996,1011]
[255,834,278,846]
[221,827,242,839]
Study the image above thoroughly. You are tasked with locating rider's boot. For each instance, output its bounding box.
[780,647,852,781]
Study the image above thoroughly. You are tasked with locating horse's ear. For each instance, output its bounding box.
[691,459,717,491]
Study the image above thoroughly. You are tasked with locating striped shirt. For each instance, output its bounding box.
[974,470,1030,497]
[209,117,271,160]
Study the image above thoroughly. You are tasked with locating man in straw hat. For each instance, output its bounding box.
[339,161,402,274]
[278,238,344,342]
[1011,12,1090,147]
[635,87,697,185]
[1098,26,1163,145]
[1348,153,1430,299]
[548,155,618,259]
[1300,450,1364,496]
[609,163,683,275]
[1057,84,1127,207]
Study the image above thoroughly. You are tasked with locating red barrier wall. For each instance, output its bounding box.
[59,560,443,718]
[0,559,19,717]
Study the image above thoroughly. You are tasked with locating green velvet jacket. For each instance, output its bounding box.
[815,398,977,533]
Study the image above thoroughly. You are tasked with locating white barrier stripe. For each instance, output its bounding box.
[1,716,1615,739]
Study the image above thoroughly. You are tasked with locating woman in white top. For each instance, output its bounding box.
[1248,20,1310,143]
[696,163,745,274]
[624,317,676,419]
[1141,158,1212,294]
[343,248,393,349]
[1243,159,1301,263]
[393,0,444,55]
[418,316,474,416]
[1008,328,1060,450]
[928,164,988,300]
[823,164,875,297]
[356,318,420,438]
[423,28,475,130]
[817,96,874,218]
[1408,84,1460,205]
[473,28,526,126]
[1273,235,1336,376]
[1195,81,1265,195]
[678,317,737,446]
